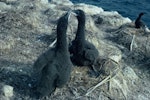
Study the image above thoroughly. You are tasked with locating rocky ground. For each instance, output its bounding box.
[0,0,150,100]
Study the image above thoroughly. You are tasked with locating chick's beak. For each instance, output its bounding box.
[71,10,78,16]
[64,10,71,21]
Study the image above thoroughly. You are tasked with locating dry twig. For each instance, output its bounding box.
[85,59,120,96]
[130,35,135,51]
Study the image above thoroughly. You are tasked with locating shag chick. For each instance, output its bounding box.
[69,9,99,67]
[33,11,72,99]
[135,12,145,28]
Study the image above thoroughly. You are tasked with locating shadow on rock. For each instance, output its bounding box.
[36,33,56,45]
[0,59,37,99]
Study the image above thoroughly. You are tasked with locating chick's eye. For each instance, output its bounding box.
[76,11,79,14]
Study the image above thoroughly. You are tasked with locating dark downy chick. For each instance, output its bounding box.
[69,9,99,76]
[135,12,146,28]
[32,11,72,99]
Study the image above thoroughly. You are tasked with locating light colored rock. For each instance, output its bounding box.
[40,0,49,4]
[102,11,119,15]
[6,0,17,2]
[2,85,13,97]
[74,3,104,15]
[144,26,150,33]
[0,2,11,10]
[123,67,138,80]
[100,11,132,26]
[108,53,122,63]
[51,0,73,6]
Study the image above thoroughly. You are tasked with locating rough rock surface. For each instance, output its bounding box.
[0,0,149,100]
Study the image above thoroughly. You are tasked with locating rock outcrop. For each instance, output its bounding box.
[0,0,149,100]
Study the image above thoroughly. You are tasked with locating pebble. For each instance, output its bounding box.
[2,85,13,97]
